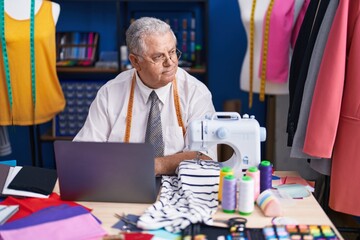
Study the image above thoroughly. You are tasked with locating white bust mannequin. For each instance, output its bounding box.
[4,0,60,24]
[238,0,304,95]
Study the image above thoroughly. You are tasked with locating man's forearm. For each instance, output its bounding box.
[155,151,212,175]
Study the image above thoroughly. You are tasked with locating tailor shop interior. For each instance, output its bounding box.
[0,0,359,239]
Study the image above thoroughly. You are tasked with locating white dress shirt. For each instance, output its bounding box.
[74,67,217,160]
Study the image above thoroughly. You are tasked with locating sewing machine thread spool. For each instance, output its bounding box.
[222,174,237,213]
[218,166,233,202]
[246,166,260,201]
[238,175,254,215]
[259,160,272,193]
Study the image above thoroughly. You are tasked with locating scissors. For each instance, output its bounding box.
[214,217,248,239]
[114,213,138,232]
[227,217,247,233]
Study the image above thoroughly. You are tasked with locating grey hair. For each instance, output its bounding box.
[126,17,177,55]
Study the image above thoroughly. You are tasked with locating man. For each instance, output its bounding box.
[74,17,216,175]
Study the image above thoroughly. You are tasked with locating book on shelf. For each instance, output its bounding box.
[56,31,99,67]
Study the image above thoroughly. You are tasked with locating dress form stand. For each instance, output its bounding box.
[238,0,305,164]
[3,0,60,167]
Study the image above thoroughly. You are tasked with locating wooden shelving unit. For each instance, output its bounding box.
[57,66,206,74]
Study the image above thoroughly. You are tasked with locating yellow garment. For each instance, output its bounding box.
[0,1,65,125]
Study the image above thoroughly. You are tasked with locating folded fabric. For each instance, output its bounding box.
[2,167,49,198]
[8,166,57,195]
[0,212,106,240]
[0,164,10,197]
[0,205,19,225]
[137,160,220,233]
[0,204,93,230]
[0,193,91,222]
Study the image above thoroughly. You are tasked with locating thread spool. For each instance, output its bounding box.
[238,175,254,215]
[246,166,260,201]
[222,175,237,213]
[195,44,202,68]
[218,166,233,202]
[259,160,272,193]
[256,189,282,217]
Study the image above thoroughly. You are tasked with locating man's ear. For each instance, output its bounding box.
[129,54,141,71]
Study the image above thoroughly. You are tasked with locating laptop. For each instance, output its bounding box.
[54,140,160,203]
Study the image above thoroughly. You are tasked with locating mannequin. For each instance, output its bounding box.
[4,0,60,24]
[0,0,65,126]
[1,0,65,166]
[238,0,305,99]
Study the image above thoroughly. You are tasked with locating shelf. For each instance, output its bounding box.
[182,67,206,74]
[57,66,205,74]
[40,129,73,142]
[57,67,119,73]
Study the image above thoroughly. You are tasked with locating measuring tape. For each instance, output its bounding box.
[124,73,185,142]
[248,0,256,108]
[0,0,36,121]
[260,0,274,102]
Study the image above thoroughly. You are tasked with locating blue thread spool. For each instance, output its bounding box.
[222,174,237,213]
[259,160,272,193]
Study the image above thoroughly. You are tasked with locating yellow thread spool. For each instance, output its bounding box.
[218,166,233,202]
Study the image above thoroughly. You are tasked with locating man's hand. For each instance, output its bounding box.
[154,151,212,175]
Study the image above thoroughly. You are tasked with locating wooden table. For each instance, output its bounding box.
[54,171,342,238]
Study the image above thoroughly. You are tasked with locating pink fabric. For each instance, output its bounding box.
[258,0,295,83]
[0,213,106,240]
[303,0,348,158]
[330,0,360,216]
[291,0,311,47]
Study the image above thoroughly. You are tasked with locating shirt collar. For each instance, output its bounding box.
[135,71,172,104]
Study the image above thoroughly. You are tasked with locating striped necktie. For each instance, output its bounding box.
[145,91,164,157]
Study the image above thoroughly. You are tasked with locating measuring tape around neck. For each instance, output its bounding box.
[0,0,36,121]
[124,73,185,142]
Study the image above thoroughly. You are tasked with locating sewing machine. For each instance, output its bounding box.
[187,112,266,178]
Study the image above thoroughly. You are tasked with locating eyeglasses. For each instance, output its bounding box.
[134,48,182,65]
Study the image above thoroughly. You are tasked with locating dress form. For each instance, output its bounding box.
[4,0,60,24]
[238,0,304,96]
[1,0,64,166]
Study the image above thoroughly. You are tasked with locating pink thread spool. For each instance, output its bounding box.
[246,166,260,201]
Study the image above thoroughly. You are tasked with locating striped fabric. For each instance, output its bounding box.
[137,159,220,233]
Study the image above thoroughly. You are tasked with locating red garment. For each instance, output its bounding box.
[1,193,91,222]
